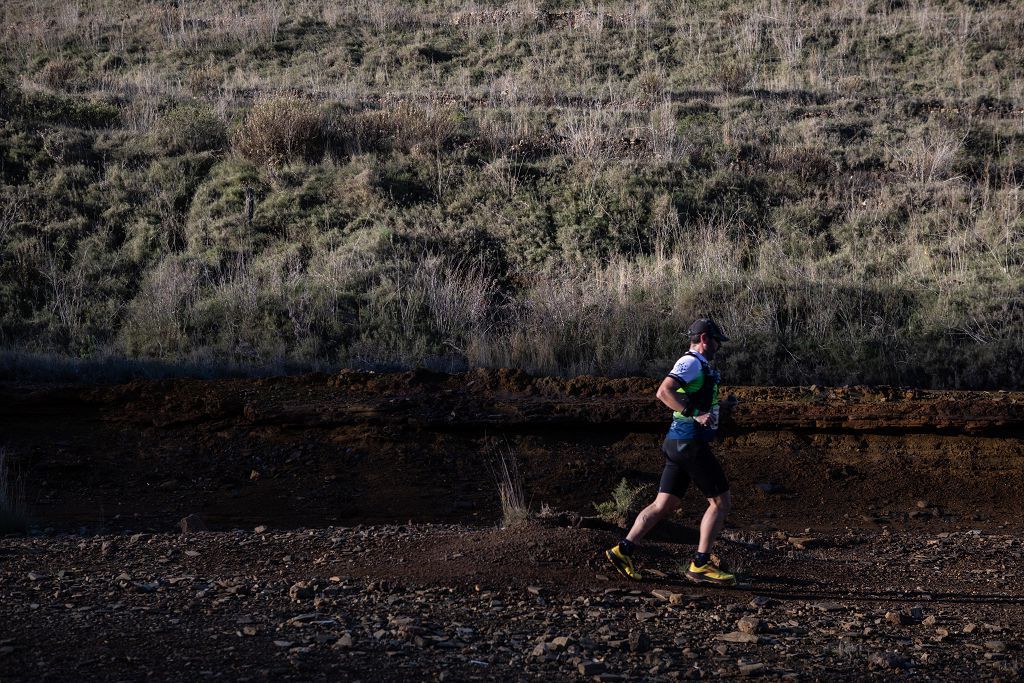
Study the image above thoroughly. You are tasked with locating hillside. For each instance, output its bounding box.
[1,0,1023,386]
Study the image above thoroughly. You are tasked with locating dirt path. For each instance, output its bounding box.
[1,523,1022,680]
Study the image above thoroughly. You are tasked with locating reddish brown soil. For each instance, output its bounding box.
[2,368,1022,533]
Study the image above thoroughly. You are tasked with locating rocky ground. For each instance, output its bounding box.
[2,521,1022,681]
[2,369,1023,679]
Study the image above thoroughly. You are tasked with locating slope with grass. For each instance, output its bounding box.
[1,0,1023,386]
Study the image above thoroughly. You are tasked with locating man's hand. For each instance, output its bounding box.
[693,412,712,426]
[720,394,739,416]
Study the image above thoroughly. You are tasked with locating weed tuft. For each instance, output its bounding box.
[594,478,651,526]
[0,449,28,534]
[489,449,531,529]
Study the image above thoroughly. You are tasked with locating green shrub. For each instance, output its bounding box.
[150,106,228,156]
[594,478,651,526]
[184,158,267,259]
[120,257,198,357]
[19,92,120,128]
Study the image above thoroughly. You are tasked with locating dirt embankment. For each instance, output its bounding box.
[1,368,1023,533]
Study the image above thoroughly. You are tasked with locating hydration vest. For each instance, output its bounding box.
[674,351,718,418]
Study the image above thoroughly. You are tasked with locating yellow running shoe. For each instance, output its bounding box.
[605,544,642,581]
[685,561,736,586]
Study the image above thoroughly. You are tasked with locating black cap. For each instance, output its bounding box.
[688,318,729,342]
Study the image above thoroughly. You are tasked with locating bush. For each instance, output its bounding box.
[150,106,228,156]
[594,478,651,526]
[184,158,267,258]
[233,97,324,166]
[19,92,120,128]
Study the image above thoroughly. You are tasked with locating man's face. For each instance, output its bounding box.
[703,334,721,359]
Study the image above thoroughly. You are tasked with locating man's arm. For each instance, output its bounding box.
[656,376,712,425]
[656,376,689,412]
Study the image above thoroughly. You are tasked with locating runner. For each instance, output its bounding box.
[606,318,736,585]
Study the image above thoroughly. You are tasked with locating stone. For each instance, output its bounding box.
[628,631,651,653]
[288,582,314,601]
[550,636,571,650]
[737,617,766,635]
[651,589,674,601]
[717,632,760,644]
[579,661,607,676]
[635,610,657,622]
[179,514,208,533]
[787,536,822,550]
[531,642,554,658]
[885,611,915,626]
[963,623,977,634]
[922,615,937,627]
[254,525,268,533]
[335,633,353,649]
[984,641,1006,653]
[739,662,766,676]
[869,652,909,669]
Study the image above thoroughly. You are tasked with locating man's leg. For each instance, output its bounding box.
[606,491,681,580]
[626,492,682,544]
[697,490,731,553]
[686,490,735,584]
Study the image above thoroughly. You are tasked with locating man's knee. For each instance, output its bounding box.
[708,490,731,513]
[650,493,681,516]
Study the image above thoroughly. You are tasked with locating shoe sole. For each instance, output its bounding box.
[685,570,737,587]
[605,550,642,581]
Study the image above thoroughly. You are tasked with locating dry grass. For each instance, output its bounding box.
[0,0,1022,387]
[489,448,530,529]
[0,449,28,534]
[233,97,324,166]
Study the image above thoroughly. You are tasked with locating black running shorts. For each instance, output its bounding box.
[659,438,730,498]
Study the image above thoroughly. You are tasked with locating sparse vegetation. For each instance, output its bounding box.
[0,449,28,533]
[490,449,531,529]
[1,1,1023,387]
[594,478,651,526]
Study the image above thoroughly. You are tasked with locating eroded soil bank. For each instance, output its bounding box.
[1,368,1022,532]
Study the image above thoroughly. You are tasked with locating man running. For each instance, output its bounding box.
[606,318,736,586]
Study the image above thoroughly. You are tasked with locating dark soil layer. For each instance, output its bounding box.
[1,368,1022,533]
